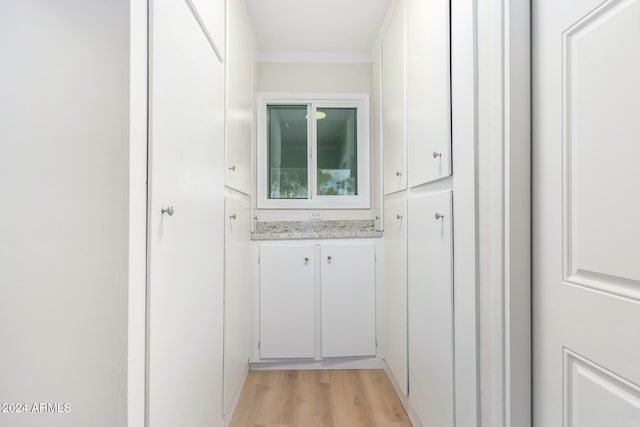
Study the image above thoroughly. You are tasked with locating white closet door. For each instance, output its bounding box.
[147,0,225,426]
[259,244,316,359]
[408,191,454,427]
[382,1,407,195]
[383,198,408,394]
[320,243,376,358]
[223,197,251,415]
[534,0,640,424]
[406,0,451,187]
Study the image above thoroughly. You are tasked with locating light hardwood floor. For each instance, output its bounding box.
[229,369,412,427]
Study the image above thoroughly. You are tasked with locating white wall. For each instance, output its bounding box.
[0,2,130,426]
[255,62,380,221]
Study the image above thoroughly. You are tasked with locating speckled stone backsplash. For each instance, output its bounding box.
[251,220,382,240]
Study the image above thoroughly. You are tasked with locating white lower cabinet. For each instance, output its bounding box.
[258,241,377,360]
[321,243,376,358]
[259,243,316,359]
[383,199,408,395]
[408,191,454,427]
[223,197,251,415]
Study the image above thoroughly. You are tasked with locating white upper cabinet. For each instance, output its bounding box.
[190,0,225,58]
[382,1,407,195]
[320,243,376,358]
[225,0,254,194]
[406,0,451,187]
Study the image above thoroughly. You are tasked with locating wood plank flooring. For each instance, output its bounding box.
[229,369,412,427]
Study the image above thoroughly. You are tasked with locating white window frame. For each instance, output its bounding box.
[256,92,371,209]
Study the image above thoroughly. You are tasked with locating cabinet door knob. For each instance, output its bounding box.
[327,256,332,262]
[229,214,237,220]
[228,165,236,171]
[396,214,403,220]
[435,212,444,220]
[161,206,174,216]
[304,257,309,263]
[433,151,442,158]
[396,171,403,176]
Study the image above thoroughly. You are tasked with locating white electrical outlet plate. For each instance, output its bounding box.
[309,211,323,220]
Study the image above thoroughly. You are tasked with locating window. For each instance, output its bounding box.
[257,93,370,209]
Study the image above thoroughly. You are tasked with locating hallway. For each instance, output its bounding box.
[229,370,411,426]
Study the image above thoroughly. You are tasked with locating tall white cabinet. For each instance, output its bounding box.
[380,0,454,426]
[147,0,225,426]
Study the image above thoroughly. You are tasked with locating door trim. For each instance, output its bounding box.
[477,0,531,426]
[128,0,149,426]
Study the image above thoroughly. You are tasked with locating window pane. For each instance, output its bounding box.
[316,108,358,196]
[267,105,308,199]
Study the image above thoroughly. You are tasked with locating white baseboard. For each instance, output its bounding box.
[250,357,384,371]
[223,365,250,427]
[383,360,424,427]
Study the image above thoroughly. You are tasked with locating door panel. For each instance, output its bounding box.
[148,0,225,425]
[382,1,407,195]
[223,197,251,415]
[259,244,316,359]
[320,243,376,358]
[533,0,640,424]
[383,198,408,394]
[408,191,454,427]
[406,0,452,187]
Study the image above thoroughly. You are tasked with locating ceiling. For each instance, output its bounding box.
[243,0,393,61]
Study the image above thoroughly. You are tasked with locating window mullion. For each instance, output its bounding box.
[308,103,316,200]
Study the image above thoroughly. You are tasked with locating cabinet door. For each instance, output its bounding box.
[190,0,225,59]
[148,0,225,425]
[383,198,408,394]
[259,244,315,358]
[408,191,453,427]
[225,0,254,194]
[320,243,376,358]
[223,197,251,415]
[406,0,451,187]
[382,1,407,195]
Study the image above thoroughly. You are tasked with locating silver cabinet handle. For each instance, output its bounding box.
[433,151,442,158]
[396,214,403,220]
[228,165,236,171]
[161,206,174,216]
[435,212,444,220]
[396,171,403,176]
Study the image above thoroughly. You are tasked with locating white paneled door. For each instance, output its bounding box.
[533,0,640,425]
[147,0,225,426]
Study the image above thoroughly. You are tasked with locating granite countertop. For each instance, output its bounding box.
[251,220,382,240]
